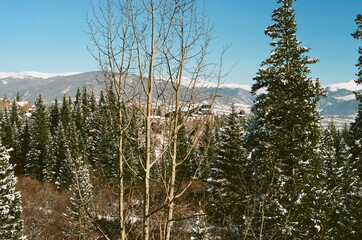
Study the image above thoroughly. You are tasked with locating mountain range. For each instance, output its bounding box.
[0,71,360,127]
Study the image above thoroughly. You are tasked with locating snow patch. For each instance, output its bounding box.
[334,94,356,101]
[159,76,251,91]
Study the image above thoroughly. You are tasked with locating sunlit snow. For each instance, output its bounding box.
[0,71,82,79]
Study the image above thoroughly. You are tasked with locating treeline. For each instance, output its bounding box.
[1,0,361,239]
[1,85,362,239]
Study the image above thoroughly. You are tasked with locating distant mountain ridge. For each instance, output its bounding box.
[0,71,82,79]
[0,71,360,126]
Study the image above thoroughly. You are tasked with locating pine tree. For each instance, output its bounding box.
[207,104,246,235]
[245,0,324,238]
[25,95,50,180]
[60,95,72,131]
[198,121,216,180]
[49,97,60,136]
[319,123,350,237]
[0,109,13,149]
[349,12,362,187]
[0,143,24,239]
[64,156,96,239]
[341,13,362,239]
[18,119,30,176]
[73,87,84,131]
[9,100,25,175]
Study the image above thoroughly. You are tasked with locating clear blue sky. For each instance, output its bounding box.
[0,0,360,85]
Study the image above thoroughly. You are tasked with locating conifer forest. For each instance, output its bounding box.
[1,0,362,239]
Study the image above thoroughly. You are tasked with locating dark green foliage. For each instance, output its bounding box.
[319,123,351,237]
[25,95,51,180]
[207,104,246,235]
[244,0,324,238]
[352,13,362,85]
[341,13,362,239]
[198,121,216,180]
[60,95,72,130]
[49,97,60,135]
[9,101,25,175]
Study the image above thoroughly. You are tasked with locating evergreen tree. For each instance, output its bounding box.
[64,156,95,239]
[25,95,50,180]
[341,13,362,239]
[49,97,60,136]
[9,100,24,175]
[0,109,13,148]
[60,95,72,130]
[73,87,84,131]
[198,120,216,180]
[245,0,324,238]
[319,123,350,237]
[0,143,24,239]
[175,111,198,182]
[18,119,30,176]
[207,104,246,235]
[350,13,362,171]
[87,91,119,181]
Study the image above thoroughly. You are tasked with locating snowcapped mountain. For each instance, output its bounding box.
[325,80,362,92]
[0,71,82,79]
[0,71,359,126]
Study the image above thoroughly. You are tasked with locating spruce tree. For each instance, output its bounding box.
[198,121,216,180]
[25,95,50,180]
[207,104,246,235]
[9,100,25,175]
[0,143,24,239]
[64,156,95,239]
[319,123,350,237]
[349,13,362,184]
[245,0,324,238]
[343,13,362,239]
[49,97,60,136]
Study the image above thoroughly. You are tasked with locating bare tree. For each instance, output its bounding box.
[88,0,222,239]
[88,1,136,239]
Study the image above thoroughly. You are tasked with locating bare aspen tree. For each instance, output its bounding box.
[88,0,136,239]
[89,0,220,239]
[159,2,213,239]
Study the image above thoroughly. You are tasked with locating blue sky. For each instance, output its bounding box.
[0,1,360,85]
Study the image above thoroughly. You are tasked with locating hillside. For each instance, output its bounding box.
[0,71,360,126]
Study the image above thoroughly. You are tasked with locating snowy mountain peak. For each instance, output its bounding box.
[325,80,361,92]
[0,71,82,79]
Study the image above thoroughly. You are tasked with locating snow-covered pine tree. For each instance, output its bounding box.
[0,143,24,239]
[245,0,324,238]
[207,104,246,235]
[63,156,96,239]
[319,123,350,237]
[343,13,362,239]
[0,109,13,149]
